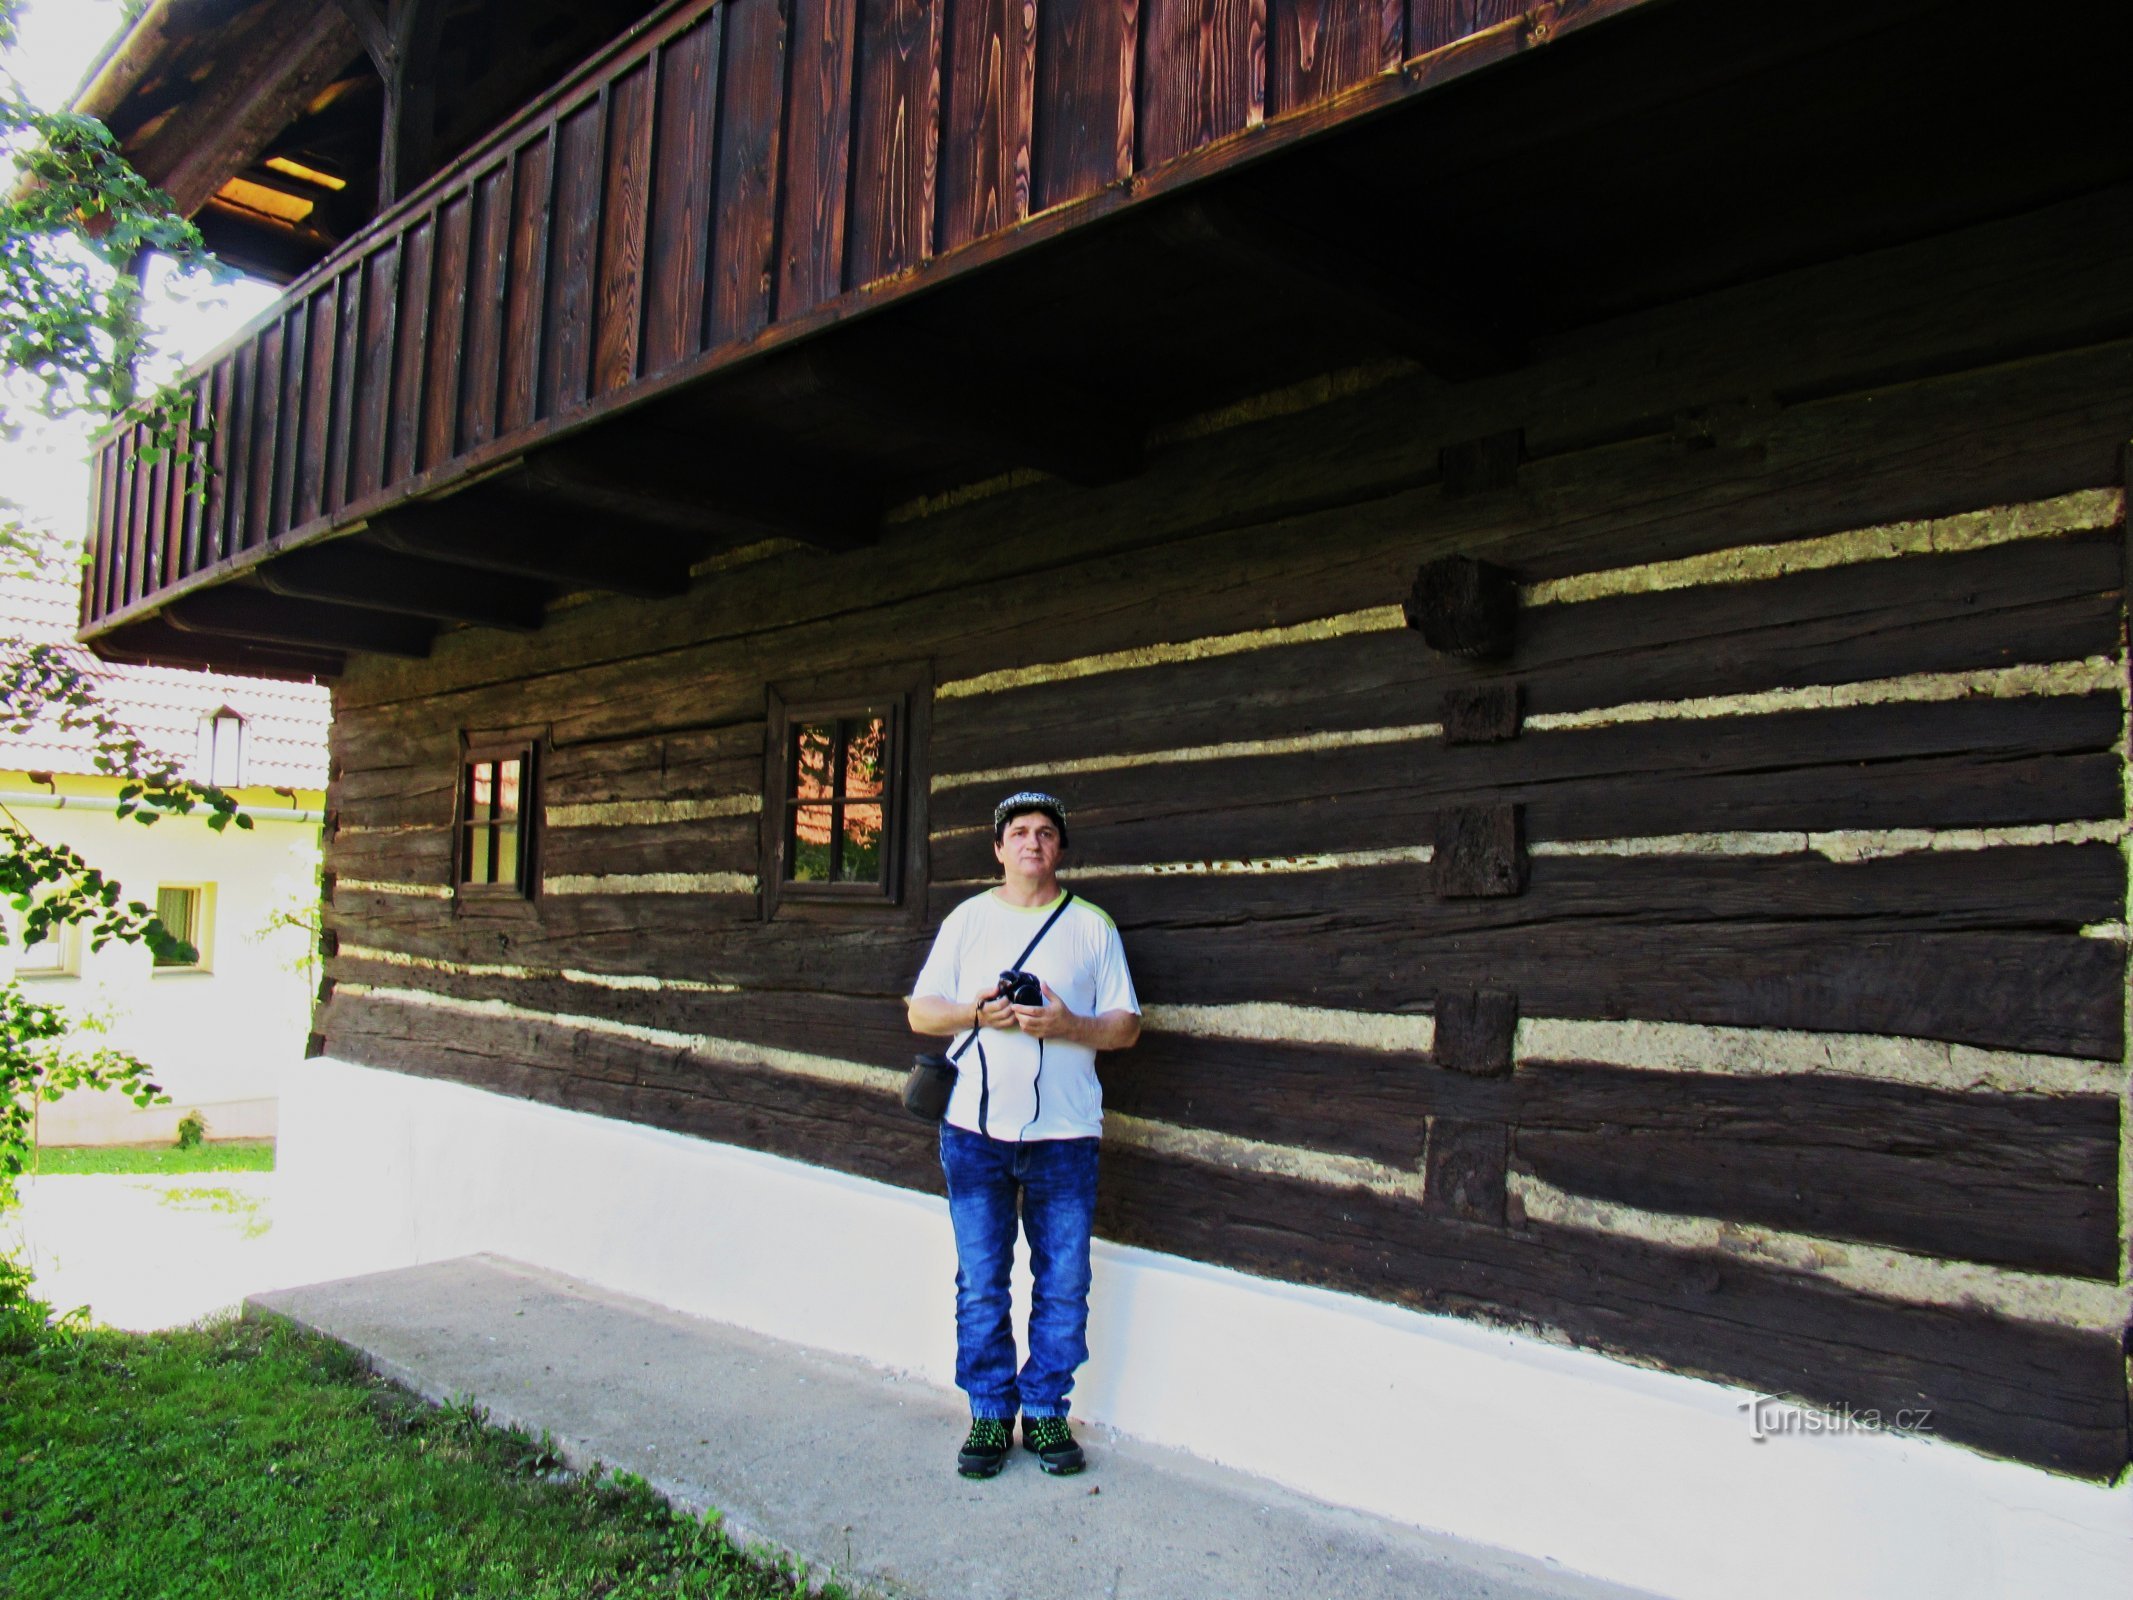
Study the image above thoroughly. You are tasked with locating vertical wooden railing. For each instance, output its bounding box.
[81,0,1564,634]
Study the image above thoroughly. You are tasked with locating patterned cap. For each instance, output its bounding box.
[993,790,1068,843]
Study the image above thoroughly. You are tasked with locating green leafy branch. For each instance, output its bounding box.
[0,976,165,1210]
[0,3,218,466]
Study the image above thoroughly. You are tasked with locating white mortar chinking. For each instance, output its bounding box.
[1528,820,2126,865]
[931,722,1444,794]
[1510,1173,2131,1333]
[1522,657,2123,735]
[334,877,453,899]
[335,943,741,994]
[1519,487,2124,609]
[545,794,760,827]
[1142,1001,1435,1054]
[1513,1017,2119,1097]
[938,845,1433,887]
[542,872,757,895]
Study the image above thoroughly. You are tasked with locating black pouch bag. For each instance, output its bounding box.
[901,891,1075,1123]
[903,1052,958,1119]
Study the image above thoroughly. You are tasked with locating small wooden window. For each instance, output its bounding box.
[765,683,925,918]
[151,884,212,971]
[457,737,538,897]
[788,711,892,887]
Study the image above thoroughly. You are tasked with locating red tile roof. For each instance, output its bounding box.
[1,560,329,790]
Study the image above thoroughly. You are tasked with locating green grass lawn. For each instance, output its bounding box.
[0,1316,845,1599]
[27,1140,276,1177]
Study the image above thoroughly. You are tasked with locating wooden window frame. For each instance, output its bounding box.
[150,883,214,974]
[763,669,929,922]
[455,730,541,903]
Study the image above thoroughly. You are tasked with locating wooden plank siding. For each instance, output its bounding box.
[77,0,1668,633]
[310,184,2133,1480]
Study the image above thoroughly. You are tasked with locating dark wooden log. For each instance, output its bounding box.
[1432,802,1524,898]
[1512,1064,2124,1279]
[367,501,696,599]
[1152,195,1520,377]
[1439,428,1524,496]
[1424,1117,1507,1224]
[1405,554,1518,658]
[1440,683,1520,744]
[524,430,878,549]
[167,590,435,659]
[1434,988,1516,1076]
[89,617,345,682]
[787,335,1143,485]
[254,544,549,631]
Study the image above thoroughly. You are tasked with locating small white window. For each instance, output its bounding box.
[195,708,246,788]
[152,884,215,972]
[10,916,78,979]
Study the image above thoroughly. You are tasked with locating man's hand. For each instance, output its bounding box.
[1012,982,1142,1051]
[906,986,1015,1037]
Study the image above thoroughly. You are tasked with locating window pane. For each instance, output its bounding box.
[494,821,519,886]
[837,803,883,884]
[462,825,490,884]
[471,761,494,816]
[153,887,198,967]
[842,717,886,800]
[496,759,521,820]
[14,923,65,973]
[790,804,835,882]
[792,724,836,802]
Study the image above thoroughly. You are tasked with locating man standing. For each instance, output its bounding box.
[907,791,1141,1477]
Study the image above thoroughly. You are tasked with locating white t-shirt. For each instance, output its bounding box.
[910,888,1139,1141]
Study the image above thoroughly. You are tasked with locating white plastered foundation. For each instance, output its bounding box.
[279,1058,2131,1600]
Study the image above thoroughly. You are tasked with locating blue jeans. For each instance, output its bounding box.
[939,1123,1100,1421]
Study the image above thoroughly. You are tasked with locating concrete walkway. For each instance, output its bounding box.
[251,1256,1657,1600]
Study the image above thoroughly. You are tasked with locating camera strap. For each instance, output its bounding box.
[954,890,1075,1138]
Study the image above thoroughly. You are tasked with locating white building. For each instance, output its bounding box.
[2,565,328,1143]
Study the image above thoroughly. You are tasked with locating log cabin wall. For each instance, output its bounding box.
[315,185,2133,1482]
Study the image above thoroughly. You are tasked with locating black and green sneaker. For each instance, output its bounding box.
[957,1417,1012,1478]
[1021,1415,1085,1475]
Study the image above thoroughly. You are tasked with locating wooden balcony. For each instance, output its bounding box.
[76,0,2129,675]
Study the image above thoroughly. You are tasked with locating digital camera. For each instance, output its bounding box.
[997,968,1044,1007]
